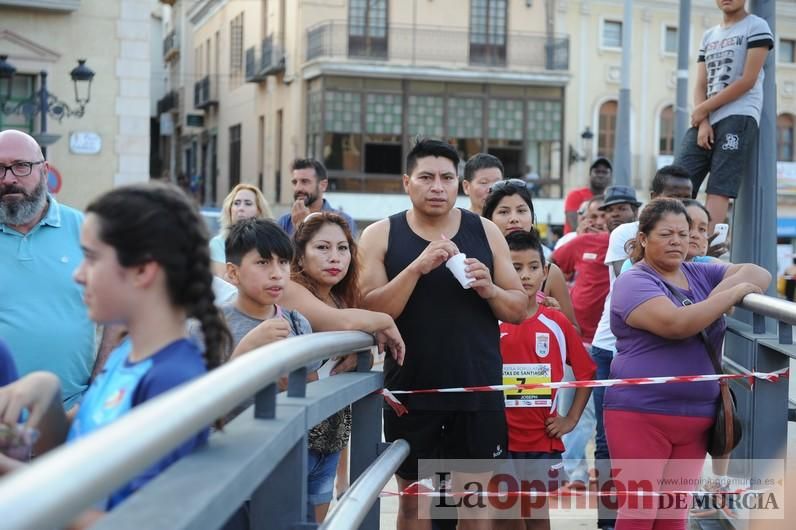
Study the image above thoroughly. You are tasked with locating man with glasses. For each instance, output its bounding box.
[0,129,95,411]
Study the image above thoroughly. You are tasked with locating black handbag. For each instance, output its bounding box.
[658,276,743,457]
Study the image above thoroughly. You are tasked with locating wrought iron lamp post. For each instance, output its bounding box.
[0,55,95,157]
[568,127,594,167]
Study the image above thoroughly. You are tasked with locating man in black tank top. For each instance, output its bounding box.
[359,139,526,529]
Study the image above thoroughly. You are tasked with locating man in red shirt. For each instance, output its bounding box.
[563,158,613,233]
[552,186,640,344]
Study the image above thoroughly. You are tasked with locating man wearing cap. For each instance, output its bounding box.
[563,157,613,234]
[600,185,642,233]
[552,185,640,344]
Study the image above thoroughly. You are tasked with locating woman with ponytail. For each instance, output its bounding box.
[0,182,230,524]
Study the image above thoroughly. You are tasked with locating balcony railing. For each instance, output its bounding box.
[194,75,218,110]
[156,90,178,115]
[245,46,265,81]
[0,0,80,11]
[163,30,179,61]
[306,21,569,71]
[246,35,286,83]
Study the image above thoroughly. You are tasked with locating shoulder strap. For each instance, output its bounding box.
[654,274,723,375]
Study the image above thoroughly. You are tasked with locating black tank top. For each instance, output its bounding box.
[384,208,503,411]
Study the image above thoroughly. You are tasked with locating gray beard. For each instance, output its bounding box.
[0,177,48,226]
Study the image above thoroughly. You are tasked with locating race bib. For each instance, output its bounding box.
[503,363,551,408]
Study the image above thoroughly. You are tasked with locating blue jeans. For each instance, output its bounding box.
[591,345,616,529]
[306,449,342,522]
[558,365,596,484]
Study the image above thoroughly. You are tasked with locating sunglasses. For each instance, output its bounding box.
[489,178,534,194]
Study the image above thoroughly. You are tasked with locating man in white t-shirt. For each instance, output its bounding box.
[589,165,693,530]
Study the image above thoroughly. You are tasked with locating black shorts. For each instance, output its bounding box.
[383,409,508,481]
[675,114,759,199]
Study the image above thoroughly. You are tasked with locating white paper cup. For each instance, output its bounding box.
[446,253,473,289]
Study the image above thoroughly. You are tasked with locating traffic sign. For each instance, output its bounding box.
[47,164,62,194]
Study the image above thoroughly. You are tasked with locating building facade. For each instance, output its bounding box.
[560,0,796,198]
[0,0,153,209]
[154,0,796,224]
[158,0,570,221]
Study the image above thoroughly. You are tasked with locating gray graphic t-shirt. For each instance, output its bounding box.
[698,14,773,126]
[221,303,320,418]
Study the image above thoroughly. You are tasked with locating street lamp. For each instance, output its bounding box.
[0,55,96,156]
[0,55,16,104]
[568,127,595,167]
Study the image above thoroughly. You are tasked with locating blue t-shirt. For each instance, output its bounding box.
[0,339,18,387]
[0,196,95,408]
[209,234,226,263]
[68,338,208,509]
[277,199,357,237]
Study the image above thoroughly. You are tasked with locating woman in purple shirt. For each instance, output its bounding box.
[605,198,769,529]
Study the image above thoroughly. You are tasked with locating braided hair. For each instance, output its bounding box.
[86,182,231,371]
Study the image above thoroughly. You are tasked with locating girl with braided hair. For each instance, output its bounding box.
[0,182,230,524]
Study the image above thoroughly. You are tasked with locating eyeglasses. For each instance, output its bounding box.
[489,178,533,194]
[0,161,45,179]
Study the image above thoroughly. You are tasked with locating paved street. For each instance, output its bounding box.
[365,357,796,528]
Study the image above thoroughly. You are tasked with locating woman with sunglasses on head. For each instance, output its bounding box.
[483,179,579,332]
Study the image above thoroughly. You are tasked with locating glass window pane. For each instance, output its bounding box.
[527,100,562,141]
[324,91,362,133]
[665,26,678,54]
[324,133,362,171]
[408,95,444,138]
[488,99,524,140]
[603,21,622,48]
[781,40,795,63]
[598,101,617,157]
[659,105,674,155]
[365,93,402,135]
[447,97,484,138]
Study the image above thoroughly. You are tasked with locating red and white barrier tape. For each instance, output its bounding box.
[378,368,790,416]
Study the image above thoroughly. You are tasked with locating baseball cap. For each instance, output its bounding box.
[599,185,642,210]
[590,157,612,171]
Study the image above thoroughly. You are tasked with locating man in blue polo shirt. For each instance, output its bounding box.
[277,158,357,236]
[0,129,95,409]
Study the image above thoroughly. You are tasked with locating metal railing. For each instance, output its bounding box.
[0,293,791,529]
[321,439,410,530]
[716,293,793,529]
[156,90,178,115]
[245,46,262,81]
[194,75,217,109]
[246,36,287,83]
[260,34,286,75]
[306,20,569,71]
[0,331,404,530]
[163,30,179,61]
